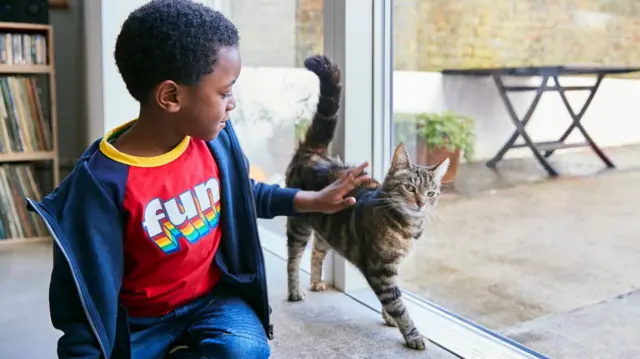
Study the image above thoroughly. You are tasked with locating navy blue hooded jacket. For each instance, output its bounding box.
[26,121,300,358]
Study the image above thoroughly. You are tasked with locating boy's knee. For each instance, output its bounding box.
[213,334,270,359]
[168,335,270,359]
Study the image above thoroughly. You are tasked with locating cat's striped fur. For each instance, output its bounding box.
[284,55,449,350]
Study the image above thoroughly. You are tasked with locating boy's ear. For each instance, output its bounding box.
[155,80,181,113]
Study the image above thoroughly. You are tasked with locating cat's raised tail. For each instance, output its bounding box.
[300,55,342,150]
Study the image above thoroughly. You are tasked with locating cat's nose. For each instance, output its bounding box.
[416,199,424,208]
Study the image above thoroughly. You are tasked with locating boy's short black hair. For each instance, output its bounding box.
[114,0,240,103]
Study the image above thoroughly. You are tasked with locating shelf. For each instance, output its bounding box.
[0,21,58,248]
[0,236,50,247]
[0,151,55,162]
[0,65,52,74]
[0,22,50,31]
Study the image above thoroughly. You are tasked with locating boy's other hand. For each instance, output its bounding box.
[294,161,371,214]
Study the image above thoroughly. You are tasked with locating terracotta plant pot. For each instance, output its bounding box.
[415,137,461,188]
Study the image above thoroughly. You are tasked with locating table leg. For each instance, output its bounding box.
[549,74,614,168]
[487,74,560,176]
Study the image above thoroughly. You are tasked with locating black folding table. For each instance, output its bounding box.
[442,66,640,176]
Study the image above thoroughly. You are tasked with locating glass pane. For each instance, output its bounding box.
[220,0,323,236]
[392,1,639,358]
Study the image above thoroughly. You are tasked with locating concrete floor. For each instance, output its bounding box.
[503,289,640,359]
[398,146,640,359]
[0,241,457,359]
[401,170,640,358]
[450,143,640,195]
[402,168,640,325]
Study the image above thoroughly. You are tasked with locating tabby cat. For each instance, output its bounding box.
[284,55,449,350]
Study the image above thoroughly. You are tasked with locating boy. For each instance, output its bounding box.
[26,1,369,358]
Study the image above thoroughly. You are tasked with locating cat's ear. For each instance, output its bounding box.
[391,143,411,170]
[432,157,450,182]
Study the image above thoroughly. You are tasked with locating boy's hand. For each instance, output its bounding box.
[294,162,371,214]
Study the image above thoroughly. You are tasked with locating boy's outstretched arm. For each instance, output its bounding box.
[50,247,103,358]
[250,161,370,218]
[250,178,300,219]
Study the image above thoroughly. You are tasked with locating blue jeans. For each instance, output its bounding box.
[128,284,270,359]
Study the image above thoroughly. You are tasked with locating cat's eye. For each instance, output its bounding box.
[426,191,436,197]
[403,184,416,192]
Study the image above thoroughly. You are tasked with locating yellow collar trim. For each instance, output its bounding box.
[99,119,191,167]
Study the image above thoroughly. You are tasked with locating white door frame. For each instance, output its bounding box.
[323,0,393,292]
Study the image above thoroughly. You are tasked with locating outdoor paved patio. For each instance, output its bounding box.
[398,145,640,358]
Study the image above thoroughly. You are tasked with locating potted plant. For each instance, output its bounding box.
[293,117,310,144]
[394,111,475,184]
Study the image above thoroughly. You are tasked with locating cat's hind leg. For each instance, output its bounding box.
[287,217,312,302]
[365,267,426,350]
[310,236,331,292]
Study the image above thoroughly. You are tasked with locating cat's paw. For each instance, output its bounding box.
[404,334,427,351]
[310,281,328,292]
[382,310,397,327]
[287,289,306,302]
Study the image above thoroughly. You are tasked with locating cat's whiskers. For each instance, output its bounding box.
[425,211,437,224]
[430,211,445,221]
[372,199,422,218]
[404,208,427,219]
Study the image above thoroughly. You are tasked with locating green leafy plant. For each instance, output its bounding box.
[394,111,475,161]
[294,118,311,141]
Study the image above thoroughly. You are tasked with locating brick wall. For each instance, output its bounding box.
[228,0,297,67]
[399,0,640,73]
[223,0,323,68]
[295,0,324,65]
[296,0,640,76]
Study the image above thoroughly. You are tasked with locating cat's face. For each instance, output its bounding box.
[382,144,450,214]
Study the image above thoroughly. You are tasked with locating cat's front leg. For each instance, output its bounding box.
[310,236,330,292]
[366,270,427,350]
[382,308,397,327]
[287,218,312,302]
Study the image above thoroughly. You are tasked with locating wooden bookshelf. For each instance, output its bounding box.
[0,22,58,244]
[0,151,56,162]
[0,65,52,74]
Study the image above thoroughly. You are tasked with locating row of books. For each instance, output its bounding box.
[0,33,48,66]
[0,75,52,153]
[0,164,47,240]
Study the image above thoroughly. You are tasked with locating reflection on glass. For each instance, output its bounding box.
[221,0,323,234]
[221,0,323,184]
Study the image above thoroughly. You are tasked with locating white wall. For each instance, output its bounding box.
[50,0,86,163]
[394,71,640,161]
[84,0,134,144]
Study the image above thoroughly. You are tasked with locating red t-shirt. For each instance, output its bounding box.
[100,125,223,317]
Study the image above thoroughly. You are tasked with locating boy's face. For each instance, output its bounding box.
[177,46,242,141]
